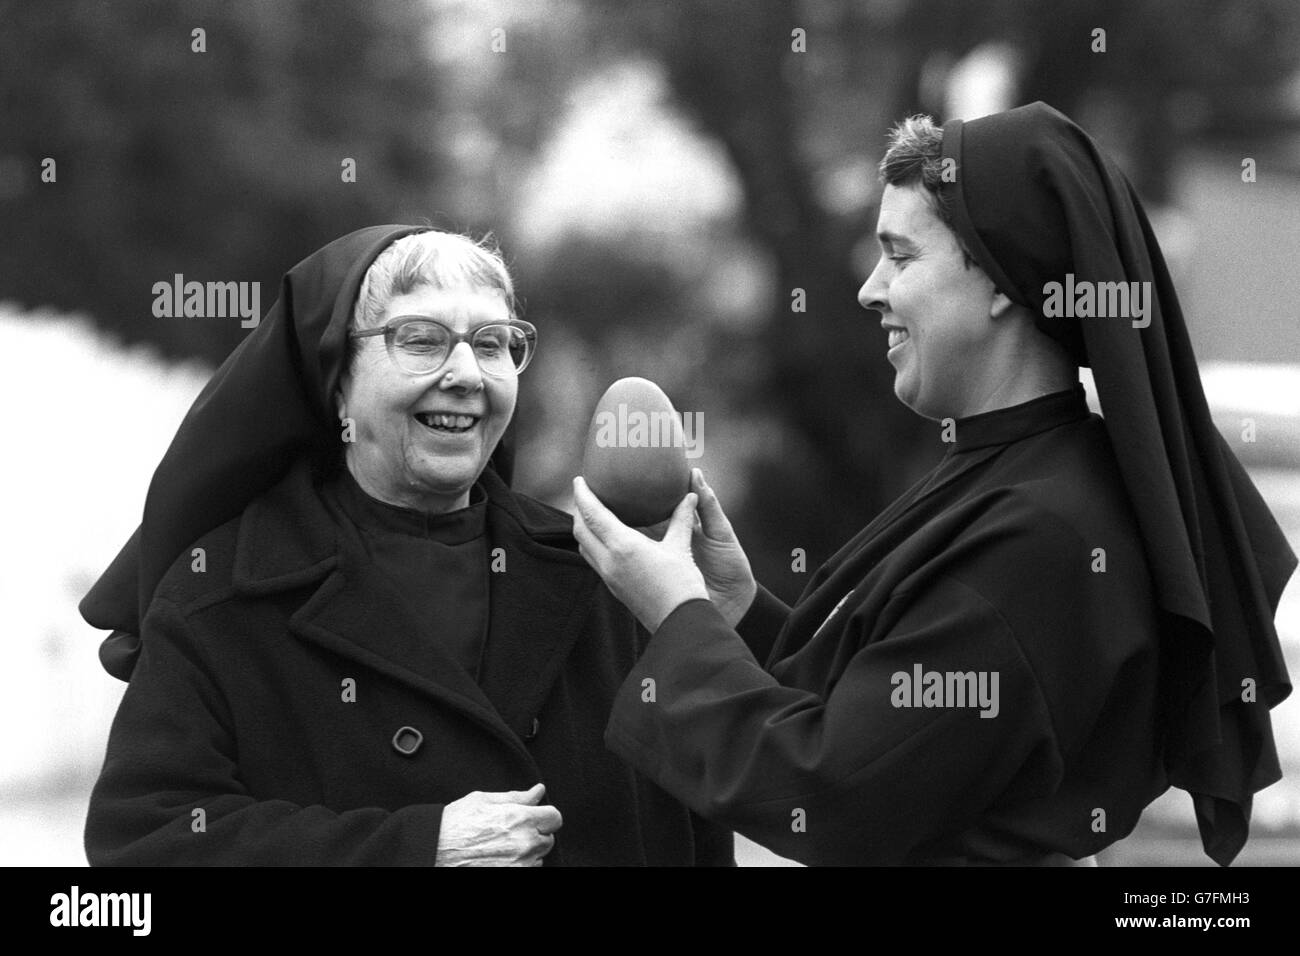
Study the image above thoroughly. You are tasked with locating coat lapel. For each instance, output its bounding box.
[475,470,603,739]
[232,460,533,764]
[232,458,600,758]
[293,555,537,757]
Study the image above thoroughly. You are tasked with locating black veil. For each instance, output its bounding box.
[81,225,517,681]
[941,103,1294,864]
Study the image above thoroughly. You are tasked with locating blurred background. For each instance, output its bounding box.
[2,0,1298,866]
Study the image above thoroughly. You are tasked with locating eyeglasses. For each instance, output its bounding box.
[349,316,538,378]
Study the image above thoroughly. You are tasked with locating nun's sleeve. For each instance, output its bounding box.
[605,585,1062,865]
[84,597,446,866]
[734,584,792,665]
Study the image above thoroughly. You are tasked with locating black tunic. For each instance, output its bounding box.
[606,385,1170,865]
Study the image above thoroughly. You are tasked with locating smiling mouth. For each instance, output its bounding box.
[887,328,910,350]
[414,412,481,434]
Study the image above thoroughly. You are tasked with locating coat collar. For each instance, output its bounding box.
[232,459,579,587]
[951,384,1089,453]
[232,458,601,754]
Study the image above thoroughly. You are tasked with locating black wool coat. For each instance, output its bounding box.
[85,459,733,866]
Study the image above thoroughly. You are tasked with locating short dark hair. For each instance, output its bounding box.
[878,115,974,268]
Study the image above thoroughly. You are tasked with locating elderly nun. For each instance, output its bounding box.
[82,226,733,867]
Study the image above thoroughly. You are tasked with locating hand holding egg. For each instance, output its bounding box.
[574,378,708,630]
[580,378,691,527]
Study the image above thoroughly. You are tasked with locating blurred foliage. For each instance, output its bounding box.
[543,0,1300,595]
[0,0,449,361]
[3,0,1299,600]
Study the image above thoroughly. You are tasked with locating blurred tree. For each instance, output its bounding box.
[0,0,449,363]
[531,0,1300,598]
[619,1,940,599]
[917,0,1300,200]
[4,0,1297,603]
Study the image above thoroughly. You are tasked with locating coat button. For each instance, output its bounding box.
[524,717,540,742]
[391,726,423,756]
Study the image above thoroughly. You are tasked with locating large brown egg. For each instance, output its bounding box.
[581,378,692,527]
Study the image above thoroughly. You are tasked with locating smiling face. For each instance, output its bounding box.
[857,183,1006,420]
[337,285,517,513]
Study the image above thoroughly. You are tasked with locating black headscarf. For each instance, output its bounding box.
[81,224,517,681]
[940,102,1294,865]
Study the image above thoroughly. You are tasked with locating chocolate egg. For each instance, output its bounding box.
[581,378,692,527]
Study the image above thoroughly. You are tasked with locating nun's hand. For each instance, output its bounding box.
[688,468,757,628]
[572,476,709,632]
[435,784,562,867]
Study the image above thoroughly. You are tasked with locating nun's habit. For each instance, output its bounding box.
[81,225,733,866]
[603,103,1294,866]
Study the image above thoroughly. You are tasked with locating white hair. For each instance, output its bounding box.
[351,230,517,335]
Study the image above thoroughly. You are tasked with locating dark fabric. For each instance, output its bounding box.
[323,465,490,678]
[608,388,1168,865]
[85,458,735,866]
[327,461,489,544]
[939,102,1294,865]
[78,225,519,680]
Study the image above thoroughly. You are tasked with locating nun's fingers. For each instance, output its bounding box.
[572,508,607,571]
[691,468,739,544]
[572,476,632,548]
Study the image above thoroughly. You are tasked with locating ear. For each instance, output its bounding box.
[989,290,1017,320]
[333,384,347,421]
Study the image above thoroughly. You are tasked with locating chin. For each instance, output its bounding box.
[416,469,479,496]
[894,384,946,422]
[405,459,479,496]
[893,378,920,414]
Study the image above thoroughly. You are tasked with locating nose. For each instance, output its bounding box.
[858,255,889,315]
[438,341,485,392]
